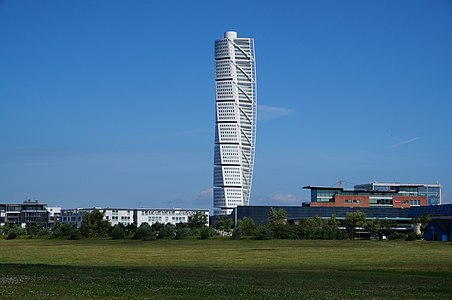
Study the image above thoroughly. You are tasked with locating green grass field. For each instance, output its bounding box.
[0,239,451,299]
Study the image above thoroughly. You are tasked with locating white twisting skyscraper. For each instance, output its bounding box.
[213,31,257,215]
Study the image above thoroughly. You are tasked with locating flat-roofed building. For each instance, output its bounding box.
[304,186,427,208]
[135,208,209,226]
[60,207,210,228]
[354,182,441,205]
[0,200,49,228]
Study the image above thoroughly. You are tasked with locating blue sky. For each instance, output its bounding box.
[1,0,451,209]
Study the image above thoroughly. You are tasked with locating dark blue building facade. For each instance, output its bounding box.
[233,204,452,225]
[424,219,452,241]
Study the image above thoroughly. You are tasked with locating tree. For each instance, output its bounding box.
[187,213,208,236]
[2,223,26,239]
[380,219,397,237]
[214,215,233,236]
[26,223,39,238]
[237,217,256,236]
[51,223,81,240]
[364,218,381,239]
[133,223,156,240]
[268,208,287,226]
[345,211,366,240]
[254,225,272,240]
[199,226,216,239]
[158,223,176,239]
[80,209,110,238]
[151,222,164,232]
[110,224,126,239]
[419,213,431,235]
[125,223,137,237]
[175,226,191,239]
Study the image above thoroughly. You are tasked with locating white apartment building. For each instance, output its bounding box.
[103,208,134,226]
[135,208,209,226]
[60,208,209,227]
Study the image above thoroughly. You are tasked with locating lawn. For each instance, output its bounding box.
[0,239,451,299]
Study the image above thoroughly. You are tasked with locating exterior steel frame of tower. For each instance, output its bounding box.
[213,31,257,215]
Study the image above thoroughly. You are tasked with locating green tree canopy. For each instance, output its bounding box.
[80,209,110,238]
[268,208,287,226]
[187,213,208,236]
[214,215,233,235]
[345,211,366,240]
[237,217,256,236]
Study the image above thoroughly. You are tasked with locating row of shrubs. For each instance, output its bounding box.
[0,222,217,240]
[0,208,426,241]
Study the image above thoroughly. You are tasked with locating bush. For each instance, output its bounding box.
[254,225,272,240]
[231,227,242,239]
[236,217,256,236]
[142,235,157,241]
[37,227,52,237]
[6,232,17,240]
[271,224,296,239]
[68,230,81,240]
[51,224,81,239]
[3,224,26,239]
[199,227,216,239]
[388,232,406,240]
[406,231,418,241]
[175,226,191,239]
[158,223,176,239]
[133,223,155,240]
[111,225,126,239]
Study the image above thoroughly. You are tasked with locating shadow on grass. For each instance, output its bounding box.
[1,263,451,299]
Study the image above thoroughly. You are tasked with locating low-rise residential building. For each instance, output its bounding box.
[135,208,210,226]
[60,207,210,227]
[103,208,134,226]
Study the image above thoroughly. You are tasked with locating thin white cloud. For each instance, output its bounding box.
[258,105,295,121]
[390,137,419,148]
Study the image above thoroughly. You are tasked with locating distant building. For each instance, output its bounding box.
[424,218,452,241]
[135,208,209,226]
[304,186,427,208]
[103,208,134,226]
[354,182,441,205]
[0,200,49,228]
[213,31,257,215]
[232,204,452,227]
[60,208,85,227]
[46,206,61,226]
[60,208,210,227]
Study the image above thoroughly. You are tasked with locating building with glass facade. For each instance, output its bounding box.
[213,31,257,215]
[354,182,441,205]
[0,200,50,228]
[304,186,427,208]
[232,204,452,226]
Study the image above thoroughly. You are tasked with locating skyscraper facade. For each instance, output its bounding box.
[213,31,257,215]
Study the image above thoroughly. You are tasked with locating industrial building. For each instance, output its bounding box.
[232,204,452,227]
